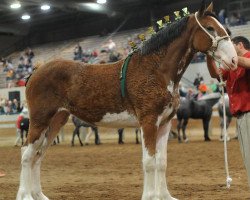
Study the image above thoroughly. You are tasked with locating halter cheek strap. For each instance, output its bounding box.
[194,12,229,54]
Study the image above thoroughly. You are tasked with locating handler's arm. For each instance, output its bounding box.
[238,56,250,69]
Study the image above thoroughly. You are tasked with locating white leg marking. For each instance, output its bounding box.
[31,136,49,200]
[17,132,49,200]
[141,129,156,200]
[84,127,92,144]
[155,122,178,200]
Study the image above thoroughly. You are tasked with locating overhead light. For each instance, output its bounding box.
[84,3,103,11]
[97,0,106,4]
[21,14,30,20]
[41,4,50,11]
[10,2,21,9]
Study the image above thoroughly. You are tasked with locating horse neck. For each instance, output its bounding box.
[146,25,196,87]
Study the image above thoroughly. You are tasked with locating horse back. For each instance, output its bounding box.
[25,59,135,125]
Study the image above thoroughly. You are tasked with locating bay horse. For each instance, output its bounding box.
[177,92,220,142]
[17,2,238,200]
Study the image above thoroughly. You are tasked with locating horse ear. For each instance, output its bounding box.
[206,2,213,12]
[198,0,206,17]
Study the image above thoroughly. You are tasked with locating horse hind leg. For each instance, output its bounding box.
[17,109,70,200]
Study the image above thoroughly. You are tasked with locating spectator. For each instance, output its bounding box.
[178,82,187,97]
[208,79,219,93]
[109,51,122,62]
[12,99,22,114]
[0,97,5,114]
[193,73,204,89]
[74,43,83,61]
[24,47,34,62]
[218,9,226,24]
[3,60,15,88]
[197,81,208,99]
[14,109,29,146]
[101,39,116,53]
[186,88,195,100]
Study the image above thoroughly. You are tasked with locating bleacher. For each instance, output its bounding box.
[1,23,250,89]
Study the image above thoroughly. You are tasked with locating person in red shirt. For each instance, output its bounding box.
[207,36,250,187]
[14,112,24,146]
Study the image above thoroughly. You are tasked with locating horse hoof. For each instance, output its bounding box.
[184,138,189,143]
[204,138,211,142]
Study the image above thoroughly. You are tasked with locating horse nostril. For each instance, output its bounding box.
[232,58,235,65]
[232,57,237,66]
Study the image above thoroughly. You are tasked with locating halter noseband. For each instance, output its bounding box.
[194,12,229,55]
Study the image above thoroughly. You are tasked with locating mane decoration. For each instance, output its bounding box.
[128,7,191,55]
[140,16,189,55]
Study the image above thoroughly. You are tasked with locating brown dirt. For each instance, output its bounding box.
[0,120,250,200]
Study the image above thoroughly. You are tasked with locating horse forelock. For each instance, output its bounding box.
[140,16,189,55]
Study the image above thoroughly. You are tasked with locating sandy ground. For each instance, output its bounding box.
[0,119,250,200]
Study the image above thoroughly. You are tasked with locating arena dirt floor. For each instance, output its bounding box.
[1,118,250,200]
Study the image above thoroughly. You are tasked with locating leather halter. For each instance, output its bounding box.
[194,12,229,56]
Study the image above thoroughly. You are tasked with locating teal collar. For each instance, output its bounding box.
[120,53,133,98]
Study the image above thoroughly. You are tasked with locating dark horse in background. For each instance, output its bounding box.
[20,118,29,145]
[71,115,100,146]
[118,128,140,144]
[218,93,233,141]
[177,93,221,142]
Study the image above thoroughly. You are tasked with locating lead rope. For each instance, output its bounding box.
[214,58,232,188]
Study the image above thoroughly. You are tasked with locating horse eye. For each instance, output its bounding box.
[206,26,214,32]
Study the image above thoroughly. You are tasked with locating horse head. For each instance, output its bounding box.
[192,1,238,71]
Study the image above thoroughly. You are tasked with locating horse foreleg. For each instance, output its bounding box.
[71,128,77,146]
[93,127,101,145]
[203,118,211,141]
[140,123,157,200]
[118,128,124,144]
[155,122,178,200]
[176,119,182,143]
[182,119,189,143]
[76,127,83,146]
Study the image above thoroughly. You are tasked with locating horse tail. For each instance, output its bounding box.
[33,61,44,70]
[25,61,44,86]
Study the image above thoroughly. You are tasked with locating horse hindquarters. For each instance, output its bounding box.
[17,109,70,200]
